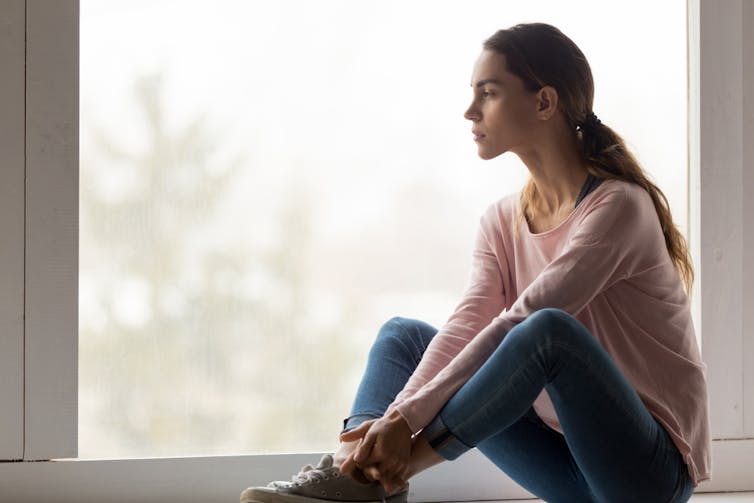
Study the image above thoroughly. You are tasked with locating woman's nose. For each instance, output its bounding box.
[464,102,479,121]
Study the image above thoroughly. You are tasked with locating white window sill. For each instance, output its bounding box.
[0,439,752,503]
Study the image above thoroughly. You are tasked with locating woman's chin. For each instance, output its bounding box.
[477,148,504,160]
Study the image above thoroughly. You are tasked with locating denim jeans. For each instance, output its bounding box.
[344,309,694,503]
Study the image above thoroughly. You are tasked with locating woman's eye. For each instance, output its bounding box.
[481,90,493,98]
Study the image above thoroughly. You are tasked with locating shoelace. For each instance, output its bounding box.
[269,463,341,488]
[270,457,394,503]
[290,465,339,486]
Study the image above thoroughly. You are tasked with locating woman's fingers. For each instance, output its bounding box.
[363,464,381,481]
[348,466,372,484]
[376,458,400,479]
[341,413,413,492]
[339,433,379,475]
[339,421,376,476]
[344,458,408,495]
[366,465,402,483]
[339,450,377,484]
[339,420,374,443]
[353,430,377,464]
[338,450,359,476]
[378,471,408,495]
[379,458,398,471]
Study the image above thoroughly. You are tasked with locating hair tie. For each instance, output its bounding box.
[578,111,601,134]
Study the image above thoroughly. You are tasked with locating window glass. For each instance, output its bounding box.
[80,0,687,457]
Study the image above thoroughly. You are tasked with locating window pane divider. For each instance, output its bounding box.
[24,0,79,460]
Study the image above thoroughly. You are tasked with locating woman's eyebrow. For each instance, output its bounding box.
[471,78,503,88]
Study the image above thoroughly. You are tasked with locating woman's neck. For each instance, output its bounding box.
[519,149,588,216]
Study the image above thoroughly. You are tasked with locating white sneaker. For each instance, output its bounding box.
[240,454,409,503]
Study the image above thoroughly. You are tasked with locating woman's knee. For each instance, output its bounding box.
[518,308,583,336]
[506,308,584,349]
[515,310,602,366]
[373,317,435,359]
[526,308,573,327]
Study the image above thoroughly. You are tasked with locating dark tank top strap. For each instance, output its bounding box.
[574,174,604,208]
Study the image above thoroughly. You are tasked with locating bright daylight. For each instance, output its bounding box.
[79,0,688,461]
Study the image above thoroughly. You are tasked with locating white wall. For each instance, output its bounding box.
[694,0,754,439]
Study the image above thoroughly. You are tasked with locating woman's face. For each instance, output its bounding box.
[464,50,540,160]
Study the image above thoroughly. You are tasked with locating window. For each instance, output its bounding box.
[3,0,753,501]
[79,0,689,458]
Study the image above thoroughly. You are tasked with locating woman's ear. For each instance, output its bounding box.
[536,86,559,120]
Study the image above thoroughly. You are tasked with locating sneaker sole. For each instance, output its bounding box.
[239,487,408,503]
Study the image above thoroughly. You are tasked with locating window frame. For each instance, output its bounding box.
[0,0,26,462]
[690,0,754,441]
[1,0,753,501]
[23,0,79,461]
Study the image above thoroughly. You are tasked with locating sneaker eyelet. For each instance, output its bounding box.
[336,491,342,498]
[321,490,327,496]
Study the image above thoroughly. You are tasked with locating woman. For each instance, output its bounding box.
[241,22,710,503]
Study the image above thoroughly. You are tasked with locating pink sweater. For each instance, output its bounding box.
[386,179,711,485]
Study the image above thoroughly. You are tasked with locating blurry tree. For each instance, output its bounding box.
[79,73,360,457]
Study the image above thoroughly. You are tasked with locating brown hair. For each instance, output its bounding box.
[483,23,693,297]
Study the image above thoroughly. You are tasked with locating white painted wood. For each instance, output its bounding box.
[0,0,26,461]
[696,439,754,493]
[698,0,745,439]
[0,440,751,503]
[742,0,754,440]
[24,0,79,459]
[691,495,754,502]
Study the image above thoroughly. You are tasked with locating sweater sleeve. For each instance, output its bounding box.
[394,186,656,433]
[384,207,508,417]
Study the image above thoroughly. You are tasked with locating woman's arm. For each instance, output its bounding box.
[337,210,509,488]
[384,207,509,416]
[338,185,656,483]
[395,185,661,433]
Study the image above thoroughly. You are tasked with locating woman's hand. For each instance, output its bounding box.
[338,411,413,494]
[336,419,376,484]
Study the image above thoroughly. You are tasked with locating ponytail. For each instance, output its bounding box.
[515,116,694,298]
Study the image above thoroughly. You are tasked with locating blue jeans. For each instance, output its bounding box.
[344,309,694,503]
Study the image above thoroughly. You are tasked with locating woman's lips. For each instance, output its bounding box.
[473,133,486,142]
